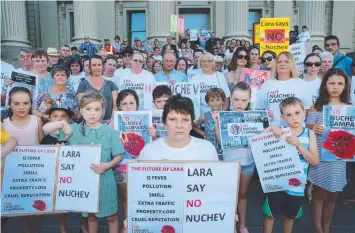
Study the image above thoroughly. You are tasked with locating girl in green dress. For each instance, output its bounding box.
[43,92,124,233]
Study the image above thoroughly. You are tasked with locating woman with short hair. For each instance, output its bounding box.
[319,51,334,79]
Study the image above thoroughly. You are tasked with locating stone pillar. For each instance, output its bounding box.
[299,1,326,43]
[1,0,31,47]
[224,0,250,40]
[72,0,100,44]
[147,1,175,42]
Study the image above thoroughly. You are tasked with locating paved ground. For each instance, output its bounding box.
[3,178,355,233]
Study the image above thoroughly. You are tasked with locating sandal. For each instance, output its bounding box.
[341,197,355,205]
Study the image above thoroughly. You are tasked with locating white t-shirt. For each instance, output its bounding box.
[297,31,311,42]
[225,148,253,166]
[1,60,15,88]
[255,78,312,126]
[118,69,156,110]
[152,55,162,61]
[139,136,219,161]
[307,78,322,104]
[191,71,231,116]
[187,66,202,82]
[68,74,85,92]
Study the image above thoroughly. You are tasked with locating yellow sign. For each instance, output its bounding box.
[260,18,290,55]
[253,22,260,45]
[170,15,177,33]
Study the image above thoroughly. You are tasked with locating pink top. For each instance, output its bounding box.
[4,115,39,145]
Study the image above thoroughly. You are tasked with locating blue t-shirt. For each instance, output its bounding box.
[155,70,188,82]
[333,53,352,77]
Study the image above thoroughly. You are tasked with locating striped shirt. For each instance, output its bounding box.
[286,128,310,197]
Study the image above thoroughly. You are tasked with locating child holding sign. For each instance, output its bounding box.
[111,89,156,219]
[3,86,44,233]
[193,88,226,160]
[213,82,255,233]
[263,97,319,233]
[43,92,125,233]
[306,68,351,233]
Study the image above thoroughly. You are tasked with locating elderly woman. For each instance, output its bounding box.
[77,55,118,121]
[303,53,322,104]
[191,52,231,116]
[224,47,250,91]
[33,65,78,120]
[260,50,277,71]
[117,52,156,110]
[140,95,218,160]
[256,51,312,126]
[319,51,334,79]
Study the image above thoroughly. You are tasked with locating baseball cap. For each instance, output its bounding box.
[84,35,89,39]
[214,55,223,63]
[104,37,110,41]
[46,47,60,56]
[114,35,120,40]
[48,107,74,118]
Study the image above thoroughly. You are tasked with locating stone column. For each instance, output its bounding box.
[299,1,326,42]
[1,0,31,47]
[224,0,250,40]
[72,0,100,44]
[147,1,175,42]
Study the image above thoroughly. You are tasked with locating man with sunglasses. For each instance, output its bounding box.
[324,35,352,77]
[114,47,134,78]
[79,35,98,58]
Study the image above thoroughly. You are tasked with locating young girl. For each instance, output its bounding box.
[213,82,255,233]
[3,87,44,233]
[306,68,351,233]
[42,92,124,233]
[110,89,156,219]
[68,58,85,92]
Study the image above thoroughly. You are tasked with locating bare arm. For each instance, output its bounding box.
[213,114,222,145]
[37,117,44,142]
[296,130,319,166]
[1,137,18,158]
[193,115,205,137]
[107,154,123,169]
[112,90,118,112]
[42,120,67,134]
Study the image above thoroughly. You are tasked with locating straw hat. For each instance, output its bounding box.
[46,47,59,56]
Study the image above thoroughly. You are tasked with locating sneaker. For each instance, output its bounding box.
[240,228,249,233]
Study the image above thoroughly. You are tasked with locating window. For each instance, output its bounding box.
[128,11,146,45]
[179,8,210,31]
[249,10,262,37]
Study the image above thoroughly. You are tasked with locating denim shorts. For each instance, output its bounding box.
[114,170,127,184]
[241,163,255,176]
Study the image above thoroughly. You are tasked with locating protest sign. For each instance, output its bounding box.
[1,146,57,216]
[1,145,102,216]
[249,128,307,193]
[321,105,355,161]
[152,110,167,138]
[114,111,152,164]
[143,82,201,118]
[219,111,270,150]
[55,145,101,212]
[260,18,290,55]
[127,161,240,233]
[170,15,178,33]
[240,68,270,109]
[11,71,36,86]
[351,76,355,104]
[189,29,198,41]
[178,16,184,34]
[290,43,306,70]
[253,22,260,45]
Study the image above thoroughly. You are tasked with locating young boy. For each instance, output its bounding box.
[193,88,226,160]
[152,85,172,110]
[263,97,319,233]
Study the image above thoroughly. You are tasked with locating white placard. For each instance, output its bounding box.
[127,161,239,233]
[55,145,101,212]
[189,29,198,41]
[290,42,306,70]
[249,128,307,193]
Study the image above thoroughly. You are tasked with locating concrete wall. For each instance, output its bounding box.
[38,1,59,49]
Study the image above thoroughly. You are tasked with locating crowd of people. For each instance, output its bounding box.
[1,25,355,233]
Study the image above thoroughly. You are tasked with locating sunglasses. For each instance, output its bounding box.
[133,59,144,64]
[123,40,128,42]
[237,54,249,60]
[305,62,321,67]
[261,56,273,63]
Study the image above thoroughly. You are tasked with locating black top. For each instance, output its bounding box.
[40,134,66,145]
